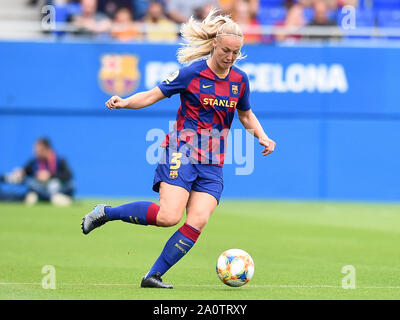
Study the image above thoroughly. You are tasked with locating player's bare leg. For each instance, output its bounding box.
[185,190,218,232]
[155,182,189,227]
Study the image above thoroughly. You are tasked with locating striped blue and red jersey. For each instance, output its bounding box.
[158,59,251,167]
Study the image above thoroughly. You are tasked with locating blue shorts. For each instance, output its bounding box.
[152,147,224,203]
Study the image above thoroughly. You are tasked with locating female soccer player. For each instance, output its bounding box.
[81,9,276,289]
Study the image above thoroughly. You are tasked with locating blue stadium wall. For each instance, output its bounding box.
[0,41,399,201]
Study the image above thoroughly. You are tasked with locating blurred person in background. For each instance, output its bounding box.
[193,2,217,21]
[110,6,141,41]
[337,0,358,8]
[165,0,219,24]
[143,1,177,42]
[296,0,313,7]
[297,0,338,9]
[97,0,133,18]
[307,0,341,40]
[309,0,337,26]
[71,0,111,36]
[230,0,261,44]
[0,138,74,206]
[274,3,306,42]
[218,0,258,17]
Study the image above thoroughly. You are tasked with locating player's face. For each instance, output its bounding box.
[213,36,242,70]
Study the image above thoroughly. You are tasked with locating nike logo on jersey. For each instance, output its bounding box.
[202,84,213,88]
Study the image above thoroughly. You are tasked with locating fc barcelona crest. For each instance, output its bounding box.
[98,54,140,96]
[169,170,178,179]
[231,84,239,95]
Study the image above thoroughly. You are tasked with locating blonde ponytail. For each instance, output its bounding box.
[177,9,245,65]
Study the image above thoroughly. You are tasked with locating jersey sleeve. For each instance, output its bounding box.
[237,72,251,111]
[157,66,192,98]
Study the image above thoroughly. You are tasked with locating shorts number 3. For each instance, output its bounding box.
[170,152,183,170]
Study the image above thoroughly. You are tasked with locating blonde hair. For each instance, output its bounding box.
[177,9,245,65]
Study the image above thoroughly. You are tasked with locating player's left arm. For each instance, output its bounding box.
[237,109,276,156]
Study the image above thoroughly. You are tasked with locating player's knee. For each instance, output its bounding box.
[156,208,182,227]
[187,213,210,231]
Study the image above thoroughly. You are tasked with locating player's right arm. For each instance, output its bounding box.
[106,66,189,110]
[105,86,165,110]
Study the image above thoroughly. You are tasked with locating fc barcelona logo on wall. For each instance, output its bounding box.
[99,54,140,96]
[231,84,239,95]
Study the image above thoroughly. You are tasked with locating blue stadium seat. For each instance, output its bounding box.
[358,0,368,9]
[53,5,68,23]
[356,10,376,27]
[303,7,314,23]
[338,10,376,40]
[54,3,81,23]
[304,8,338,24]
[258,7,287,25]
[377,10,400,27]
[259,0,286,8]
[337,9,375,28]
[52,3,81,36]
[373,0,400,9]
[376,10,400,40]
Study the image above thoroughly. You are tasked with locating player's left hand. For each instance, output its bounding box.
[259,136,276,156]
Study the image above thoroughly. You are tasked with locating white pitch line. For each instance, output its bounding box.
[0,282,399,289]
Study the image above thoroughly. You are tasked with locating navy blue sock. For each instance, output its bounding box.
[104,201,159,225]
[145,223,201,278]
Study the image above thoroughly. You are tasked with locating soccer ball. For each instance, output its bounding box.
[216,249,255,287]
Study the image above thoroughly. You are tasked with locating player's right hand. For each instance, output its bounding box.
[105,95,127,110]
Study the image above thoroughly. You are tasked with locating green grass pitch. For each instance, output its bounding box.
[0,200,399,300]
